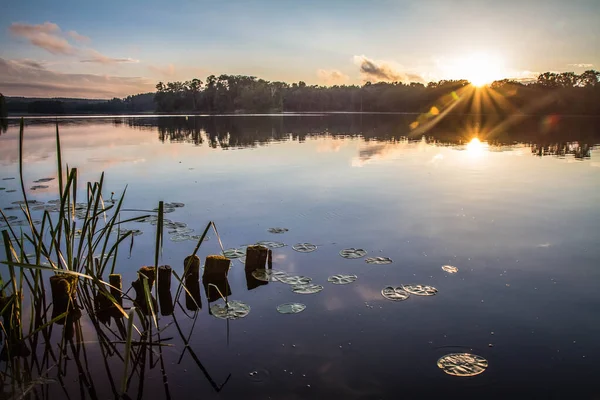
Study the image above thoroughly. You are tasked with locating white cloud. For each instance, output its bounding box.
[316,69,349,85]
[9,22,75,55]
[353,55,423,83]
[81,50,139,64]
[567,63,593,68]
[67,30,91,43]
[0,57,154,98]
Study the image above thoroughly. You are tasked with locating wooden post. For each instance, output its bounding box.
[203,255,231,278]
[183,255,200,278]
[245,269,268,291]
[49,274,78,324]
[109,274,122,307]
[94,286,113,325]
[268,249,273,269]
[184,256,202,311]
[132,266,157,315]
[185,279,202,311]
[0,295,30,360]
[158,265,173,316]
[203,275,232,302]
[245,245,268,272]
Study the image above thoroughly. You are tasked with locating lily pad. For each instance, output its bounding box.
[278,275,312,285]
[381,286,410,301]
[168,228,194,235]
[328,274,358,285]
[292,243,317,253]
[442,265,458,274]
[210,300,251,320]
[190,235,209,242]
[277,303,306,314]
[291,283,324,294]
[2,177,15,180]
[222,248,246,259]
[170,234,191,242]
[365,257,393,265]
[6,190,16,193]
[403,284,438,296]
[339,248,367,259]
[255,240,286,249]
[437,353,488,377]
[251,269,287,282]
[30,185,49,191]
[0,188,4,190]
[165,202,185,208]
[34,177,55,183]
[268,227,289,234]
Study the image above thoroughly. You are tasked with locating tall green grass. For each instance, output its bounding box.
[0,119,227,399]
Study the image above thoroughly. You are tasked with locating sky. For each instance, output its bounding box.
[0,0,598,99]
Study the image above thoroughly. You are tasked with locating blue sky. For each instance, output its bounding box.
[1,0,598,98]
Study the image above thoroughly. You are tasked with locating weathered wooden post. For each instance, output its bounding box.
[157,265,173,316]
[184,255,202,311]
[109,274,122,307]
[245,245,268,272]
[268,249,273,269]
[132,266,157,315]
[49,273,81,341]
[0,294,30,360]
[50,274,78,324]
[203,255,230,277]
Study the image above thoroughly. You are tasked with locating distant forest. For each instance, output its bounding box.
[3,70,600,116]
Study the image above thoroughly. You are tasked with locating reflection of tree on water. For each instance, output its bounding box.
[0,92,8,134]
[123,114,599,158]
[531,143,592,159]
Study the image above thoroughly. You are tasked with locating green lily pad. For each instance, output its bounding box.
[170,234,191,242]
[365,257,392,265]
[2,177,15,180]
[292,243,317,253]
[277,303,306,314]
[339,248,367,259]
[437,353,488,377]
[168,228,194,235]
[251,269,287,282]
[268,227,289,234]
[291,283,324,294]
[34,177,55,183]
[30,185,49,191]
[278,275,312,285]
[328,274,358,285]
[255,240,286,249]
[403,284,438,296]
[442,265,458,273]
[5,190,16,193]
[190,235,209,242]
[222,248,246,259]
[165,202,185,208]
[381,286,410,301]
[210,300,251,320]
[0,188,5,190]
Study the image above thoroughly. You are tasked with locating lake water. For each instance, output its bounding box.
[0,114,599,399]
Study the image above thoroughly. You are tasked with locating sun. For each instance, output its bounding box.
[449,53,506,87]
[465,137,489,156]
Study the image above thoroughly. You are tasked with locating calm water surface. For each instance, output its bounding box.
[0,115,599,399]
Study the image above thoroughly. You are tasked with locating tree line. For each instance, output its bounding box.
[152,71,600,115]
[4,70,600,116]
